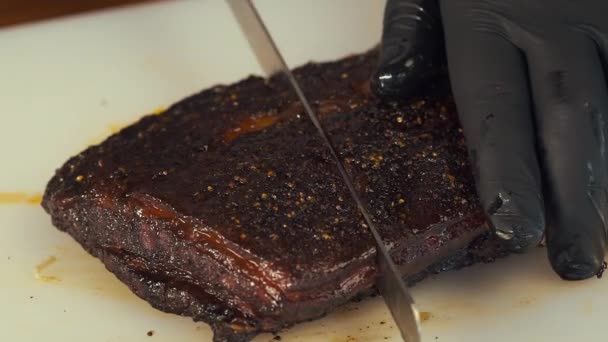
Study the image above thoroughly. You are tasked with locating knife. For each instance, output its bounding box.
[226,1,422,341]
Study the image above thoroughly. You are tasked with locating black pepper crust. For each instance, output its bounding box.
[42,50,508,342]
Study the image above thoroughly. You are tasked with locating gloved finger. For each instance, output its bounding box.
[527,35,608,280]
[575,20,608,77]
[371,0,443,98]
[440,1,544,251]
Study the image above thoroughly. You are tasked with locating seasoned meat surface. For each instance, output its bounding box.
[42,50,507,342]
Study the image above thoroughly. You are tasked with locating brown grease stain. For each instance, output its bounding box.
[0,192,43,205]
[35,256,61,282]
[88,106,166,145]
[513,297,537,308]
[223,115,279,143]
[107,106,164,133]
[150,107,165,115]
[108,123,127,134]
[34,246,151,306]
[419,311,433,322]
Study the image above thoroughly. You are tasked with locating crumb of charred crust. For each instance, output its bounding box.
[147,330,154,337]
[597,261,607,278]
[272,335,282,341]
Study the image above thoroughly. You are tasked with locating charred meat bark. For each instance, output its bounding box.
[42,50,507,342]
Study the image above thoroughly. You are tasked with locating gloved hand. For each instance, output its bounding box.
[372,0,608,280]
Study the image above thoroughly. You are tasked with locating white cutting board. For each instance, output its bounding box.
[0,1,606,341]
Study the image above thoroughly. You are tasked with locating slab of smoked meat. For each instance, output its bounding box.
[42,50,509,342]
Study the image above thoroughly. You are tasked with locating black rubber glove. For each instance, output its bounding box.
[372,0,444,98]
[372,0,608,280]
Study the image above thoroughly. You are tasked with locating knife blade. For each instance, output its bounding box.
[226,1,422,341]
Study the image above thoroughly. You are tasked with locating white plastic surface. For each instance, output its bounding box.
[0,1,606,341]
